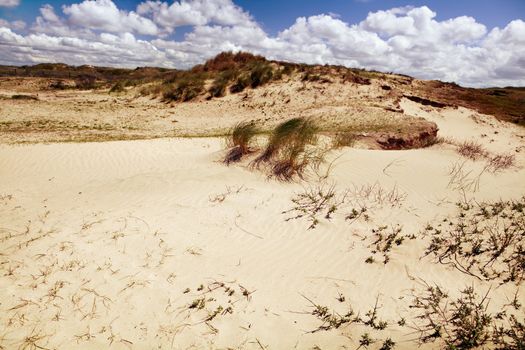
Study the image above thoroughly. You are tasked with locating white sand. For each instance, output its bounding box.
[1,102,524,349]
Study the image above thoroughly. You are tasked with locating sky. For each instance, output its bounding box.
[0,0,524,87]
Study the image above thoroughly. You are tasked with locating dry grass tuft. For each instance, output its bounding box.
[252,117,319,180]
[332,132,356,149]
[457,141,488,161]
[224,121,258,164]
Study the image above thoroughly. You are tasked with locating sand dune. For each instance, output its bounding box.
[1,99,524,349]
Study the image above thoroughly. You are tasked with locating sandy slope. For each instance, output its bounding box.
[0,102,524,349]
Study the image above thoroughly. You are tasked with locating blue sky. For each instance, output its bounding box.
[0,0,524,87]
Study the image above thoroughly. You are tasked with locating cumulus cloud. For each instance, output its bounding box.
[0,19,26,30]
[137,0,255,32]
[0,0,19,8]
[0,1,524,87]
[63,0,159,36]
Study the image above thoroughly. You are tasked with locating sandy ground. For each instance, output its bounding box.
[0,76,421,144]
[1,97,525,349]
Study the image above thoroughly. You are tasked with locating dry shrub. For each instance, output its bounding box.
[162,76,204,102]
[229,75,250,93]
[424,197,525,283]
[109,81,125,93]
[249,62,273,88]
[209,70,237,98]
[411,285,492,349]
[486,153,515,173]
[200,51,265,72]
[411,284,524,350]
[74,75,97,90]
[457,141,488,160]
[224,121,258,164]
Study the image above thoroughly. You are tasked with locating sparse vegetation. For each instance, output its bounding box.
[424,197,525,283]
[410,284,492,349]
[410,283,524,350]
[162,75,205,102]
[283,183,347,229]
[367,225,413,264]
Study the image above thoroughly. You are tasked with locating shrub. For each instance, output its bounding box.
[424,197,525,284]
[249,62,273,88]
[162,76,204,102]
[224,121,258,164]
[411,285,492,349]
[74,75,97,90]
[209,70,237,98]
[457,141,488,161]
[201,51,265,72]
[49,80,68,90]
[283,184,345,229]
[109,81,125,93]
[229,75,250,94]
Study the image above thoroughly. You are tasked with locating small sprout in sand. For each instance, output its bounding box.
[365,256,375,264]
[368,225,409,264]
[224,121,258,164]
[358,333,375,349]
[379,338,396,350]
[189,298,206,310]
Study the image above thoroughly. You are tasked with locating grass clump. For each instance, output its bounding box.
[162,76,204,102]
[332,132,357,148]
[249,62,273,88]
[457,141,488,161]
[229,74,250,93]
[224,121,258,164]
[253,117,318,180]
[424,197,525,284]
[209,70,237,98]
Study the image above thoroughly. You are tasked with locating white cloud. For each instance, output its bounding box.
[0,19,26,30]
[137,0,254,32]
[63,0,159,36]
[0,0,19,8]
[0,1,524,87]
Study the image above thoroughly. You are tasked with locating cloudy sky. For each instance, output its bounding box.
[0,0,524,87]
